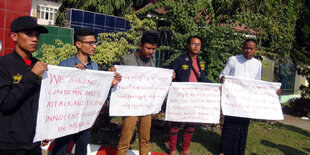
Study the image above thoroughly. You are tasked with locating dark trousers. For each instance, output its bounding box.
[168,122,195,151]
[219,116,250,155]
[0,145,42,155]
[52,129,91,155]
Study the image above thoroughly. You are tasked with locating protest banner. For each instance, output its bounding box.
[165,82,221,123]
[109,65,173,116]
[222,76,283,120]
[33,65,114,142]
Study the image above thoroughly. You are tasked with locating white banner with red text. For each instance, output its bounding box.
[221,76,283,120]
[165,82,221,123]
[109,65,173,116]
[34,65,114,142]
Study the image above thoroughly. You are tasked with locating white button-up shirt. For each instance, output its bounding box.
[220,54,262,80]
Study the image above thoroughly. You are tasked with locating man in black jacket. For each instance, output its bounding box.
[168,35,210,155]
[0,16,48,155]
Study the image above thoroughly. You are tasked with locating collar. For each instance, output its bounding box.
[134,50,151,62]
[73,54,92,65]
[13,50,37,67]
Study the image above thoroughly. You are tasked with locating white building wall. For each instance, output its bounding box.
[31,0,61,25]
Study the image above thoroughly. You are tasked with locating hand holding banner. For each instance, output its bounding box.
[221,76,283,120]
[109,65,173,116]
[165,82,221,123]
[34,65,114,142]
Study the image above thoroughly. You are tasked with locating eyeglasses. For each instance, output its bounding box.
[191,43,201,47]
[81,41,97,46]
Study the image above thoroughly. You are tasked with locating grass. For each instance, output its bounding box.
[246,121,310,155]
[90,117,310,155]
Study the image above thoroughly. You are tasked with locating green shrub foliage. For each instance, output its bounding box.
[39,0,303,84]
[34,14,156,69]
[136,0,301,82]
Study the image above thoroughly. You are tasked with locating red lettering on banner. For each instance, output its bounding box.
[46,100,104,108]
[48,89,72,95]
[81,110,101,117]
[70,77,101,86]
[118,84,132,90]
[123,73,171,82]
[121,103,154,110]
[45,112,79,123]
[84,91,102,97]
[72,90,82,96]
[69,122,85,129]
[47,101,72,108]
[49,74,64,84]
[58,126,65,132]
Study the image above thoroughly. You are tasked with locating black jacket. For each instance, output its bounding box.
[170,53,211,82]
[0,51,41,150]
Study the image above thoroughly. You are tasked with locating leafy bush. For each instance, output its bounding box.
[34,14,156,69]
[136,0,302,82]
[285,98,310,117]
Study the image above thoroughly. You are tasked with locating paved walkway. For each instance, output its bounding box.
[42,143,167,155]
[278,114,310,131]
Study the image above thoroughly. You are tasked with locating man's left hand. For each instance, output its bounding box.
[40,139,51,147]
[172,72,176,80]
[112,72,122,87]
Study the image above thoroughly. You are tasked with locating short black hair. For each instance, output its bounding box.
[74,28,95,44]
[187,35,202,45]
[141,31,159,45]
[243,39,257,47]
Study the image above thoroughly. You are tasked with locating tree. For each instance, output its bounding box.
[34,14,156,69]
[55,0,145,26]
[291,0,310,98]
[135,0,302,82]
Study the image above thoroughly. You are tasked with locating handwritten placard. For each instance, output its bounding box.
[33,65,114,142]
[222,76,283,120]
[109,65,173,116]
[165,82,221,123]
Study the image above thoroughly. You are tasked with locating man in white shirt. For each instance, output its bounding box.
[219,39,261,155]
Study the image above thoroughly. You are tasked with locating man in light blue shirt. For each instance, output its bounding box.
[52,28,121,155]
[58,29,98,70]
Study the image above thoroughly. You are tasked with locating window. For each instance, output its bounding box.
[45,0,59,3]
[36,5,58,23]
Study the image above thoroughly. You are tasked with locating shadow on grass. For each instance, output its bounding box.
[150,121,170,153]
[261,140,308,155]
[272,122,310,137]
[303,148,310,153]
[191,127,221,154]
[150,120,221,154]
[90,122,122,147]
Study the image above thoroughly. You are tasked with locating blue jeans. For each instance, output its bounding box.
[52,129,91,155]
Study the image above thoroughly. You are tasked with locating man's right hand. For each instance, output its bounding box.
[31,61,48,76]
[108,67,116,72]
[74,63,86,70]
[220,76,225,83]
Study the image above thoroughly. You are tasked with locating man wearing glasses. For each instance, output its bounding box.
[52,28,122,155]
[168,35,210,155]
[58,28,98,70]
[51,28,97,155]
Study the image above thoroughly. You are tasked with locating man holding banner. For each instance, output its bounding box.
[168,36,211,155]
[0,16,48,155]
[52,28,121,155]
[219,39,261,155]
[116,31,159,155]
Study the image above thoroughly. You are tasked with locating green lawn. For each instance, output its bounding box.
[90,117,310,155]
[246,121,310,155]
